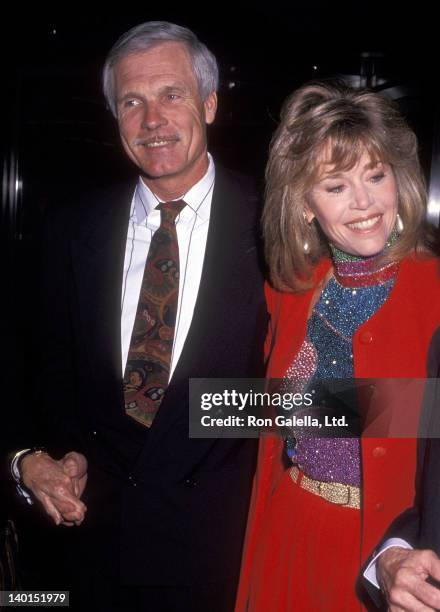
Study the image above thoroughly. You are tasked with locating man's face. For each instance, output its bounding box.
[114,42,217,198]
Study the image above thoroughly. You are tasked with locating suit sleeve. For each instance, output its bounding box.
[35,206,85,457]
[380,327,440,544]
[361,327,440,607]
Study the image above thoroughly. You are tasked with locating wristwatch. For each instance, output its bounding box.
[11,447,48,504]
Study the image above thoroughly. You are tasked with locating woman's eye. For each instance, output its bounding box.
[326,184,345,194]
[370,172,385,183]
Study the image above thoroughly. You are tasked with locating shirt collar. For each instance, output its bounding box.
[132,153,215,225]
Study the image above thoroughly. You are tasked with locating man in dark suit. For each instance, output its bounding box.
[11,21,266,611]
[363,327,440,610]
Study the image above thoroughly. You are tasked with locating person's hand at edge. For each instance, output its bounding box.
[21,451,87,527]
[377,546,440,611]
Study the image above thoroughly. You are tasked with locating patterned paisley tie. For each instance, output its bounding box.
[123,200,186,427]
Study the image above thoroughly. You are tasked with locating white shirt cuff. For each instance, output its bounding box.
[10,449,34,505]
[364,538,413,588]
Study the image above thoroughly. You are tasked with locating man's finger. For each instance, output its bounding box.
[72,478,80,497]
[390,583,440,611]
[426,554,440,584]
[38,488,86,524]
[60,453,88,498]
[37,479,87,522]
[38,492,63,526]
[61,452,87,478]
[387,587,427,610]
[50,496,85,517]
[54,496,86,522]
[70,475,88,498]
[62,458,80,477]
[411,577,440,610]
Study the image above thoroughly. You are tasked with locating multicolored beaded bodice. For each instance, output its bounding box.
[283,246,399,487]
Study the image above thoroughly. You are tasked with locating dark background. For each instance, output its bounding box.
[1,2,439,590]
[3,4,440,252]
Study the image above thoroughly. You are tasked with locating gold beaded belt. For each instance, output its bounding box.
[289,466,361,510]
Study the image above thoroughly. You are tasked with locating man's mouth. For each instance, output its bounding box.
[135,136,179,149]
[346,214,382,231]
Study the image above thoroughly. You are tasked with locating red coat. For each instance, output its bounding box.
[236,254,440,608]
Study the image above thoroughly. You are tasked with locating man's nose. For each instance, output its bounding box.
[141,103,167,130]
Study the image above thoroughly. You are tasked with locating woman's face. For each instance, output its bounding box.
[305,149,398,257]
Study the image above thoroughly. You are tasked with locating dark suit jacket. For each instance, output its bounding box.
[35,165,267,591]
[362,326,440,608]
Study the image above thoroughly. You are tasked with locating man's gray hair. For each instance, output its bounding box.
[103,21,219,116]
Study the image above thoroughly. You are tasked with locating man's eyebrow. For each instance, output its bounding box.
[117,84,189,103]
[160,84,188,95]
[117,91,142,102]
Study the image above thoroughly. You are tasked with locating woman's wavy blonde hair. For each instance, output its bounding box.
[263,80,429,292]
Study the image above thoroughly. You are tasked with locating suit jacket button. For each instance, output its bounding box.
[128,475,137,487]
[360,331,373,344]
[184,478,197,488]
[372,446,386,458]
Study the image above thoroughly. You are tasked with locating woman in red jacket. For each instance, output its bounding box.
[236,82,440,611]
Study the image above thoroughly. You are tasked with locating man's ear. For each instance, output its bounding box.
[204,92,217,125]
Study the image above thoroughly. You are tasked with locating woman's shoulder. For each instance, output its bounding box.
[264,280,314,320]
[265,258,332,313]
[400,252,440,282]
[397,254,440,319]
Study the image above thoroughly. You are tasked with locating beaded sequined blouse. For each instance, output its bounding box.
[283,245,399,487]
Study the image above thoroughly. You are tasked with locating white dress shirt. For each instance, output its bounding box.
[121,154,215,379]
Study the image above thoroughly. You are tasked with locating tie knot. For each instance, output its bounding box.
[156,200,186,224]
